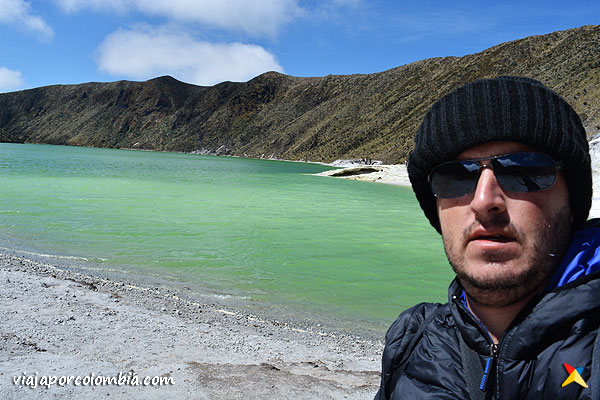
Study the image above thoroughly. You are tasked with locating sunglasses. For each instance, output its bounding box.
[428,152,562,199]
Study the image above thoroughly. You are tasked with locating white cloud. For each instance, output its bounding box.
[95,27,284,86]
[55,0,302,37]
[0,66,25,92]
[0,0,54,40]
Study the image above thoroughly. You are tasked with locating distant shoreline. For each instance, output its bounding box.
[8,141,598,218]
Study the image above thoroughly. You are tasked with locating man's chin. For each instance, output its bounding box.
[457,268,544,307]
[458,269,522,290]
[459,280,531,307]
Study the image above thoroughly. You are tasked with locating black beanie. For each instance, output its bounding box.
[407,76,592,234]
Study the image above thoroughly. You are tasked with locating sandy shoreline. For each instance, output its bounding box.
[0,253,381,399]
[315,164,411,187]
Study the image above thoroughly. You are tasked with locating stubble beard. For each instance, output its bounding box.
[444,206,572,308]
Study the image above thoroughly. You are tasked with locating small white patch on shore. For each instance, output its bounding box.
[315,164,410,186]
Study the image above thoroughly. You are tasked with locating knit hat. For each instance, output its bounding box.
[407,76,591,233]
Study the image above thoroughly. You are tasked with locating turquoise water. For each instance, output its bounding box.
[0,143,451,333]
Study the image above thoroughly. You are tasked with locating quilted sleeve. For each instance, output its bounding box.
[374,302,441,400]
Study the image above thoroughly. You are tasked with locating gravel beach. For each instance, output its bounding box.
[0,253,381,399]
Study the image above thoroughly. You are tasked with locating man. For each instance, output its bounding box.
[375,76,600,399]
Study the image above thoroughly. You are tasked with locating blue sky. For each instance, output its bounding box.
[0,0,598,92]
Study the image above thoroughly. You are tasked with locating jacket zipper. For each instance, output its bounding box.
[453,295,501,396]
[480,342,498,391]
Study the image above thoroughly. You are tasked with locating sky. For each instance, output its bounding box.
[0,0,598,92]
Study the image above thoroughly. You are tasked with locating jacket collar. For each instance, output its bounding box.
[545,224,600,290]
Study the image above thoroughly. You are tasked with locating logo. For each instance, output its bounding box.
[562,363,588,388]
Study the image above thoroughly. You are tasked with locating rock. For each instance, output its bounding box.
[330,166,381,177]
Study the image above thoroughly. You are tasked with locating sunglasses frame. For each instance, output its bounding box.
[428,152,563,199]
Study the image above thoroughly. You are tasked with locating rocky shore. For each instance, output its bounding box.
[0,254,381,399]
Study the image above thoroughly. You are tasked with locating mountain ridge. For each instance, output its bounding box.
[0,25,598,164]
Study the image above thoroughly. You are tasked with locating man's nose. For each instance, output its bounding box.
[470,167,507,216]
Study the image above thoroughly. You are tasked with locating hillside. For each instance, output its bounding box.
[0,25,599,164]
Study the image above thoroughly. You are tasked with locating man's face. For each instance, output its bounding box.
[437,141,572,307]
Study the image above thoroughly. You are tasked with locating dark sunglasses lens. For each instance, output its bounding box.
[430,161,480,198]
[494,153,557,192]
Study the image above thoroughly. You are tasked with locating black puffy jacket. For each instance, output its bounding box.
[375,225,600,399]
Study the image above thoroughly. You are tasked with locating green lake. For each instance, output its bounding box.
[0,143,452,335]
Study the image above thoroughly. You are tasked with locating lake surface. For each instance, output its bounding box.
[0,143,451,334]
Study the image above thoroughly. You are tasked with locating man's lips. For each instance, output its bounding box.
[473,235,513,243]
[468,230,517,244]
